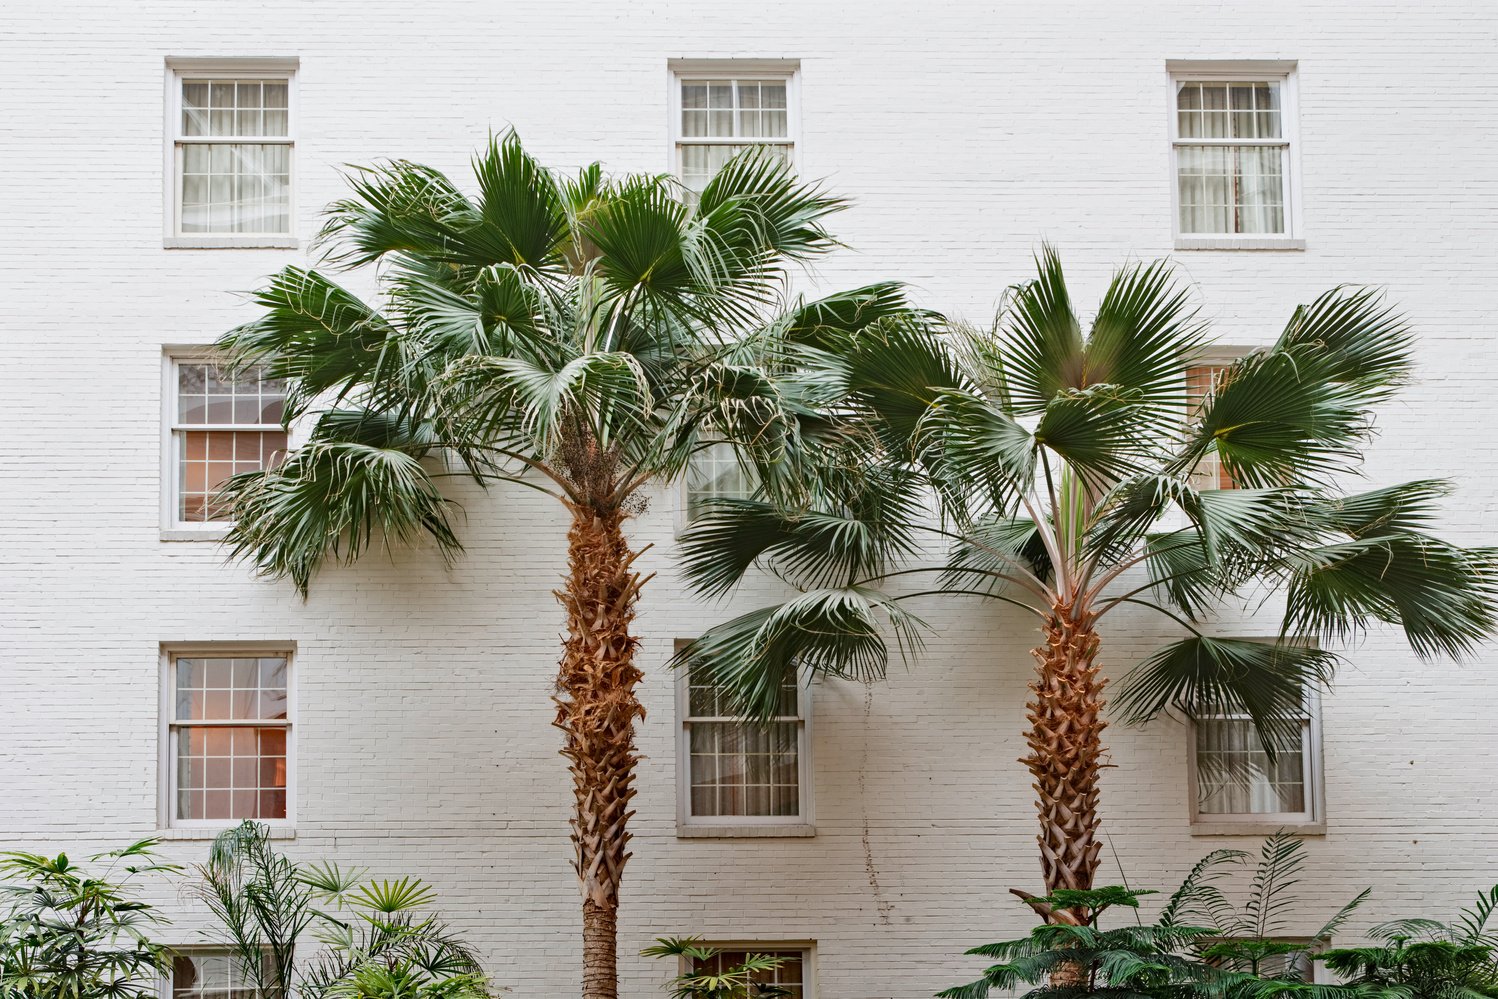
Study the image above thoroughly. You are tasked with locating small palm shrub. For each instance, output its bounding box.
[0,840,178,999]
[938,885,1240,999]
[1168,834,1367,984]
[642,938,793,998]
[1317,885,1498,999]
[189,821,491,999]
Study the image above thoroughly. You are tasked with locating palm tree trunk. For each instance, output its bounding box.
[554,502,647,999]
[1020,604,1106,902]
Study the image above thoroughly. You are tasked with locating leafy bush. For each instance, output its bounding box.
[0,840,178,999]
[189,821,491,999]
[1317,884,1498,999]
[937,885,1241,999]
[1167,833,1367,983]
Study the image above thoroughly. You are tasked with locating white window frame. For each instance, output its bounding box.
[160,347,287,541]
[677,941,817,998]
[159,643,296,834]
[1167,60,1303,251]
[163,57,299,249]
[667,59,801,186]
[675,641,813,837]
[1188,666,1323,836]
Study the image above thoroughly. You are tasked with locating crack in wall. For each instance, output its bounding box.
[859,682,894,925]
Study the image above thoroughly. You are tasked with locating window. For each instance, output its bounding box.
[685,442,756,521]
[1191,679,1321,829]
[678,642,808,828]
[164,649,291,826]
[167,61,295,245]
[165,354,287,531]
[672,63,797,199]
[1169,64,1299,244]
[168,950,272,999]
[1186,363,1235,490]
[690,947,811,999]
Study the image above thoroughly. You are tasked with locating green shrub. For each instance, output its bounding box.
[0,840,178,999]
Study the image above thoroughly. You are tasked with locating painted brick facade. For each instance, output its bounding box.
[2,2,1495,995]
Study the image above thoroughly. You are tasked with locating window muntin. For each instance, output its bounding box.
[685,442,756,521]
[682,654,805,821]
[170,359,286,524]
[1194,686,1317,821]
[1172,78,1291,236]
[691,949,807,999]
[1186,364,1236,490]
[170,951,272,999]
[168,653,290,824]
[675,74,794,198]
[173,75,293,236]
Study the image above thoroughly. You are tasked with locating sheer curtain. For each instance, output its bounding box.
[1197,718,1306,814]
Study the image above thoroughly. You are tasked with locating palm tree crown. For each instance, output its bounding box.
[677,246,1498,908]
[214,132,919,998]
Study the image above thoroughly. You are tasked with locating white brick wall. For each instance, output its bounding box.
[3,2,1496,995]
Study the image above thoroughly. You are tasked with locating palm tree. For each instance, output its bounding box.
[676,247,1498,925]
[214,133,914,998]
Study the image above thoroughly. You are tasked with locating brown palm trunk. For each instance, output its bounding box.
[554,502,647,999]
[1018,604,1106,915]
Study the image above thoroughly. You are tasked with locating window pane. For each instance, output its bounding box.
[693,950,805,998]
[173,950,270,999]
[688,720,800,818]
[1185,365,1236,490]
[1197,718,1307,814]
[1177,144,1284,235]
[175,722,288,821]
[178,430,286,521]
[174,656,288,721]
[685,441,759,518]
[180,142,291,234]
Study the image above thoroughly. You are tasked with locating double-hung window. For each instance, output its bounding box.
[1170,64,1299,245]
[1191,670,1322,831]
[678,642,809,831]
[164,649,292,826]
[164,353,287,532]
[167,60,296,245]
[672,63,798,200]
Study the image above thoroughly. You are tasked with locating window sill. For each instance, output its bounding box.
[164,236,299,250]
[155,826,295,841]
[676,823,815,839]
[161,527,231,542]
[1174,237,1306,252]
[1190,820,1325,837]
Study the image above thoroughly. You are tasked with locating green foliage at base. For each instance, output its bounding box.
[0,840,178,999]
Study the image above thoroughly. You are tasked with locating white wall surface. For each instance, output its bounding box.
[2,1,1496,995]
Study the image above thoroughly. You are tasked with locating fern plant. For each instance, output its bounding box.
[642,938,793,998]
[938,886,1244,998]
[1165,834,1369,982]
[1316,885,1498,999]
